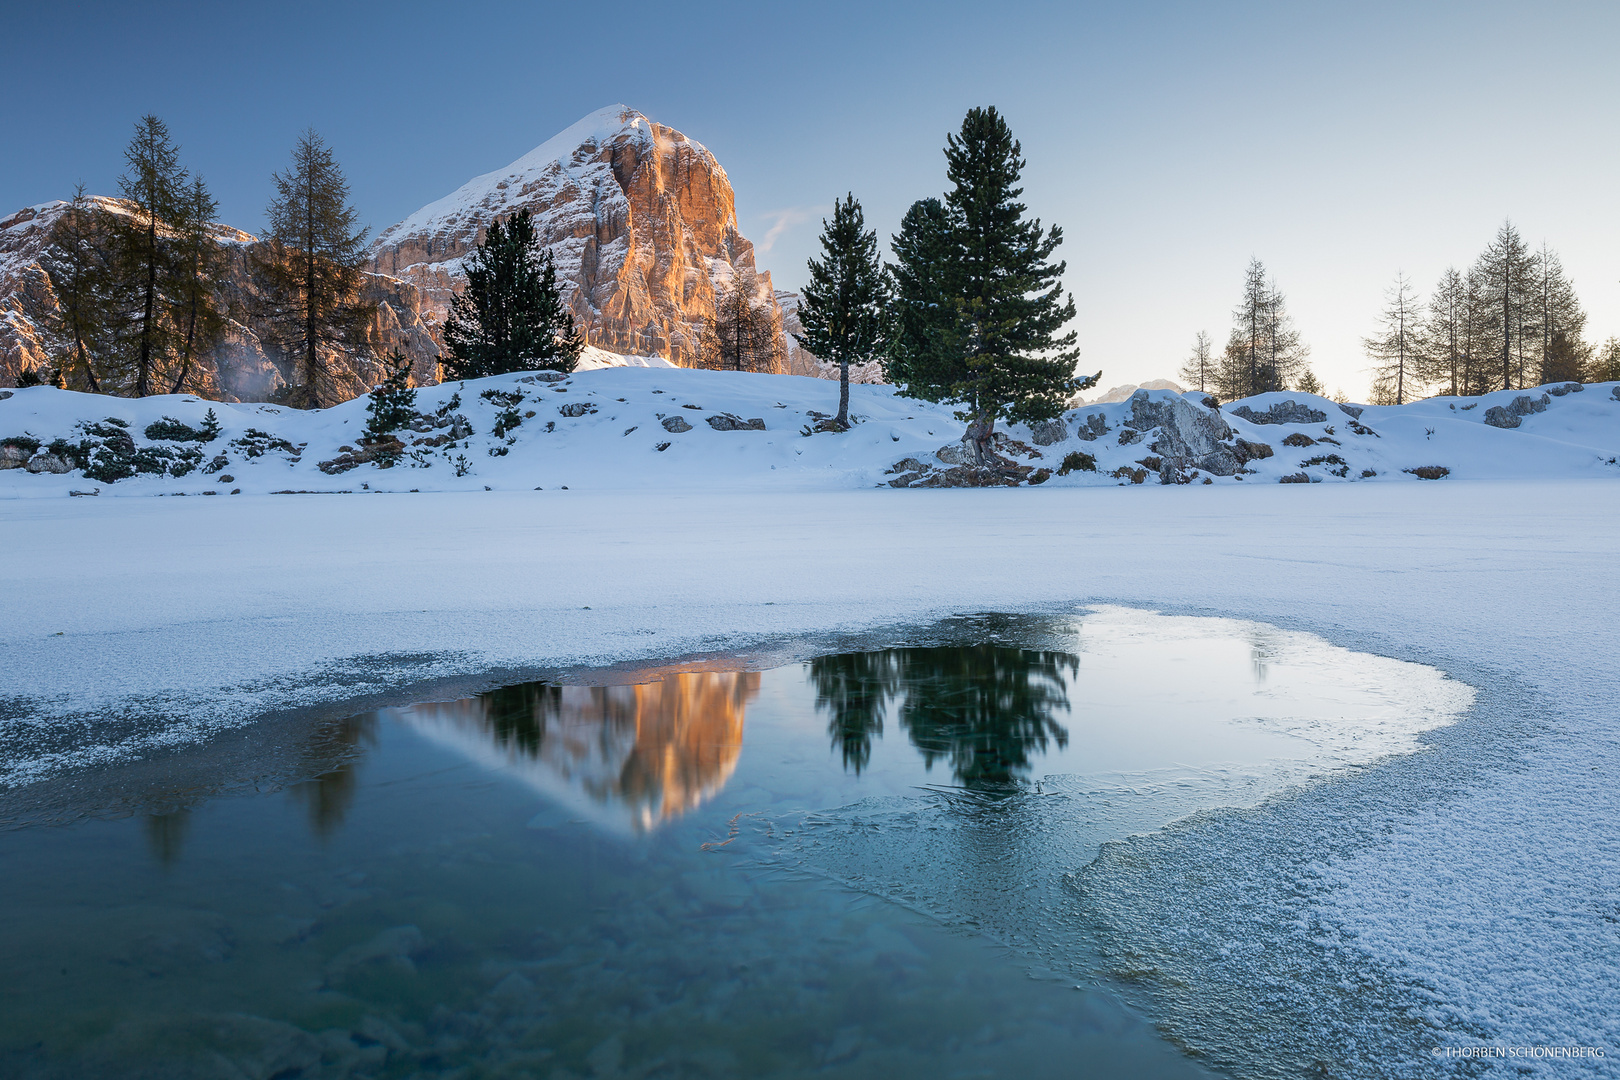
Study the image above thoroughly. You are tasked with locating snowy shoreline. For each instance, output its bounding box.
[3,367,1618,498]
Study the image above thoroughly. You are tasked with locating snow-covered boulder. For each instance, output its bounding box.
[1126,390,1241,477]
[1483,393,1550,429]
[1029,418,1070,445]
[1228,399,1328,426]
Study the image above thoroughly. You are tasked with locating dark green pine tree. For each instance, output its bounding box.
[364,349,418,463]
[885,197,964,393]
[887,108,1093,465]
[253,129,374,408]
[794,194,890,429]
[441,209,583,380]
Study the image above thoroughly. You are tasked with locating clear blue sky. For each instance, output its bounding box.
[6,0,1616,397]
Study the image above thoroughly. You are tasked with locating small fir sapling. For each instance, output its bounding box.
[365,351,417,442]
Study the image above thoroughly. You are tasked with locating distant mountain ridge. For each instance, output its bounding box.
[1,106,793,398]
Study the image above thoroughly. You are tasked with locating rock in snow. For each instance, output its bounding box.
[1228,399,1329,426]
[1127,390,1241,477]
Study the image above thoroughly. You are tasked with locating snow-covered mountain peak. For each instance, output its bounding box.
[374,105,718,249]
[370,106,778,370]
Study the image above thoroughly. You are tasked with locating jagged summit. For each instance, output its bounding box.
[376,105,710,247]
[370,105,782,369]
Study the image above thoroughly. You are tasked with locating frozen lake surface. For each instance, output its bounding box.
[2,479,1617,1076]
[0,608,1467,1078]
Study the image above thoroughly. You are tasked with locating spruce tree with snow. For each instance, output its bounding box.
[887,108,1093,466]
[253,130,374,408]
[795,194,889,429]
[441,209,582,381]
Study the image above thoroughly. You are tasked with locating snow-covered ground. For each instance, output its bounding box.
[3,364,1618,498]
[3,367,1618,1075]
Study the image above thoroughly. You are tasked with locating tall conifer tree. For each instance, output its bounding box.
[1177,330,1215,395]
[795,194,889,428]
[1364,273,1425,405]
[887,108,1091,465]
[39,186,112,392]
[167,175,228,395]
[441,209,582,379]
[254,130,373,407]
[885,197,962,391]
[114,116,186,396]
[1533,243,1586,385]
[1473,221,1537,391]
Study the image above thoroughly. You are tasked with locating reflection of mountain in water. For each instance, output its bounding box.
[392,672,759,831]
[811,646,1075,786]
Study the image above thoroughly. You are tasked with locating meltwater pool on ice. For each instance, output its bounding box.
[0,607,1471,1079]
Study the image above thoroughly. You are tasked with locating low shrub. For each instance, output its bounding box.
[1057,450,1096,475]
[1404,465,1450,480]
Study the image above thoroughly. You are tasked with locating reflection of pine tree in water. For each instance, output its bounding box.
[808,651,903,773]
[812,646,1075,786]
[482,683,564,755]
[287,713,378,837]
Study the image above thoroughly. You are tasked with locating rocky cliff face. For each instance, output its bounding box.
[370,105,786,369]
[0,198,442,399]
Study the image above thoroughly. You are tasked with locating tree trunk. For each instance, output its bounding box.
[136,210,157,397]
[836,360,850,428]
[964,412,994,466]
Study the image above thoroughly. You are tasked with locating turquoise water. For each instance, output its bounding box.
[0,609,1470,1078]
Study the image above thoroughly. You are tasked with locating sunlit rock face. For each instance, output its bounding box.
[391,670,760,832]
[370,105,786,369]
[0,198,442,398]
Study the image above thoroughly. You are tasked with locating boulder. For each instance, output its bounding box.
[1484,394,1549,429]
[559,401,597,417]
[1125,390,1242,476]
[705,413,765,431]
[1229,399,1328,425]
[1028,418,1070,446]
[25,452,73,474]
[1546,382,1583,397]
[1073,412,1108,441]
[0,443,31,469]
[1235,439,1273,463]
[1338,402,1364,418]
[660,415,692,434]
